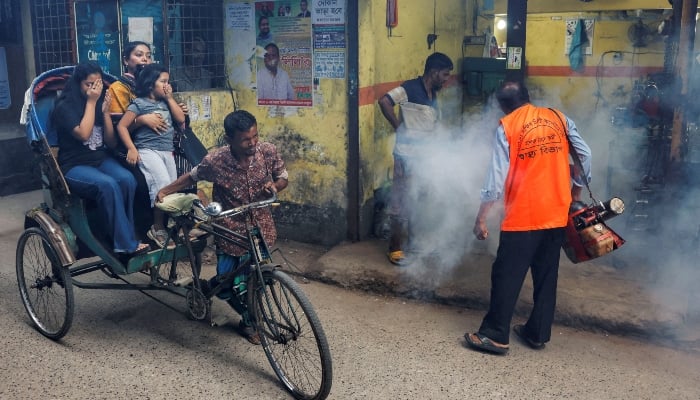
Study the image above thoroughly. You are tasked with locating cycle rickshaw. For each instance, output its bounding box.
[16,66,332,400]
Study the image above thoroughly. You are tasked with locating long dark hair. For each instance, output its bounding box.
[52,61,106,126]
[135,63,167,98]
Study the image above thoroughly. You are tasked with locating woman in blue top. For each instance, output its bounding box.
[52,61,149,255]
[116,63,186,248]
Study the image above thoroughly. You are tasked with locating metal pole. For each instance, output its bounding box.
[504,0,527,82]
[670,0,697,162]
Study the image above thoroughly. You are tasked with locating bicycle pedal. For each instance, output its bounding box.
[174,276,193,287]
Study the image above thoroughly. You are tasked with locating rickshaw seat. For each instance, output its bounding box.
[33,93,60,146]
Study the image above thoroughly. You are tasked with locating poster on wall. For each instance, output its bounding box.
[565,19,595,55]
[312,0,345,25]
[255,1,313,107]
[313,24,345,80]
[226,2,254,30]
[74,1,121,76]
[121,0,164,64]
[507,46,522,70]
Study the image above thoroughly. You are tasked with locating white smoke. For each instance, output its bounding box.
[391,82,700,335]
[397,96,503,281]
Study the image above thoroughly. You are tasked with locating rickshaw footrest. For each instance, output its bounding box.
[174,276,193,287]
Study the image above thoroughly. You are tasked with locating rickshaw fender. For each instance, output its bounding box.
[259,263,282,274]
[24,208,76,267]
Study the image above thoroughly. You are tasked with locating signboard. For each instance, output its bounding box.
[74,1,121,75]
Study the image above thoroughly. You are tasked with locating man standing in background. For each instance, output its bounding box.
[378,52,453,266]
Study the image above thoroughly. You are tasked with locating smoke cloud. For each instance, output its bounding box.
[390,84,699,336]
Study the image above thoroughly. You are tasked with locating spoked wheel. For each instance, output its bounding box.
[16,227,75,340]
[249,269,332,400]
[186,287,210,321]
[155,253,201,285]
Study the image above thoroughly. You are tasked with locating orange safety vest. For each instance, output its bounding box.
[500,104,572,231]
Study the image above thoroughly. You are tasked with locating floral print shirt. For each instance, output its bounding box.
[191,142,287,256]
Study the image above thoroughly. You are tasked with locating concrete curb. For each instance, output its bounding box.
[303,238,691,340]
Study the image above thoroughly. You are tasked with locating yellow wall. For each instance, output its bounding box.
[217,0,690,243]
[494,0,671,14]
[221,0,473,240]
[522,12,666,120]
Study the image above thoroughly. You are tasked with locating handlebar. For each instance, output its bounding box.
[192,193,278,219]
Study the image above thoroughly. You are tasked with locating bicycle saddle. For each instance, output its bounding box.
[156,193,199,216]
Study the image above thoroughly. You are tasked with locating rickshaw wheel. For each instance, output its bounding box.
[16,227,75,340]
[186,287,210,320]
[155,253,202,285]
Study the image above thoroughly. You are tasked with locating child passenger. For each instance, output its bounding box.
[116,63,186,248]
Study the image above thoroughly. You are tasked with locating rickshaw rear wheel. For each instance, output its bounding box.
[16,227,75,340]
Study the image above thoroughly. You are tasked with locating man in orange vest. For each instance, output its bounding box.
[465,81,591,355]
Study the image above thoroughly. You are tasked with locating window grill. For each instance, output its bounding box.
[165,0,226,91]
[30,0,75,73]
[28,0,226,91]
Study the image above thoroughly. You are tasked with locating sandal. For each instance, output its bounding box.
[147,226,174,249]
[464,332,509,355]
[387,250,406,266]
[123,242,150,256]
[513,324,545,350]
[237,320,261,345]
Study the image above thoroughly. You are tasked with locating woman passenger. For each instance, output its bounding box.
[108,41,151,114]
[52,61,149,255]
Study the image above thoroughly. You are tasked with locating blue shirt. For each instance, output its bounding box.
[385,77,437,109]
[480,112,592,202]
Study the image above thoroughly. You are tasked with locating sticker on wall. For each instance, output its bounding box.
[312,0,345,25]
[314,51,345,79]
[313,23,345,80]
[507,47,522,70]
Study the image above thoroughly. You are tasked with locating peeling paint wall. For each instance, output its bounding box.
[216,0,684,246]
[223,0,349,245]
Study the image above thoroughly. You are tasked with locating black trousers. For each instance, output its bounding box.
[478,228,565,345]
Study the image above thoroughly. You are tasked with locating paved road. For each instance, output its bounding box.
[1,191,699,399]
